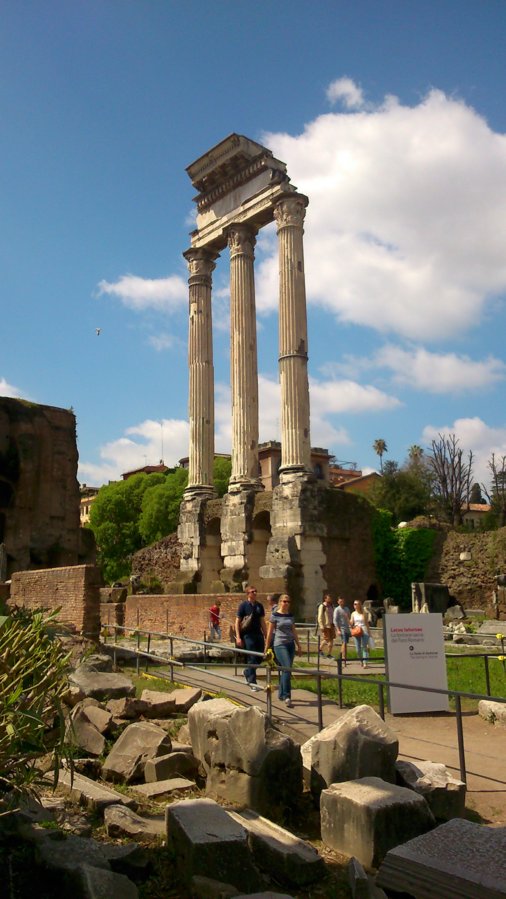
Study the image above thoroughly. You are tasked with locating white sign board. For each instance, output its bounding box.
[384,613,449,714]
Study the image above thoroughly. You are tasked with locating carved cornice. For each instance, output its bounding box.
[195,156,288,212]
[227,224,257,258]
[274,195,307,229]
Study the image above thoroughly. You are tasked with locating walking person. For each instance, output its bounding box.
[265,594,301,707]
[208,600,223,642]
[317,593,336,658]
[333,596,351,666]
[350,599,370,668]
[235,586,266,692]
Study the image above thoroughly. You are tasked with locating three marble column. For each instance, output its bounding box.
[183,192,311,498]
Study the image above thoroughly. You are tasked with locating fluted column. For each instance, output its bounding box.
[274,194,312,475]
[227,224,262,490]
[183,246,219,494]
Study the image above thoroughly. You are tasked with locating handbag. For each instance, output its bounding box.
[239,612,254,634]
[351,625,363,637]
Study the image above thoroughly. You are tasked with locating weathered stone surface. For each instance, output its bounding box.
[53,769,137,812]
[106,696,149,719]
[347,857,369,899]
[229,809,325,887]
[139,689,176,717]
[189,699,302,815]
[144,750,199,782]
[190,875,240,898]
[177,722,191,744]
[165,798,262,891]
[479,699,506,726]
[82,703,113,734]
[170,686,202,713]
[77,863,139,899]
[396,760,466,821]
[101,842,149,875]
[320,777,435,869]
[302,705,398,797]
[36,832,111,872]
[104,804,165,843]
[133,777,195,799]
[79,653,114,672]
[377,818,506,897]
[66,706,105,757]
[102,721,172,784]
[69,668,135,701]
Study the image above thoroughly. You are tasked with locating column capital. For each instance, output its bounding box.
[274,194,308,230]
[227,223,257,259]
[183,246,219,280]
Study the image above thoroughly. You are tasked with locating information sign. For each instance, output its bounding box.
[384,613,449,714]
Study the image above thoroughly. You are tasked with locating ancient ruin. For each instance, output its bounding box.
[0,397,94,577]
[174,134,377,616]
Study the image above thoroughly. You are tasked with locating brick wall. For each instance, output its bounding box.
[100,592,270,642]
[9,564,101,638]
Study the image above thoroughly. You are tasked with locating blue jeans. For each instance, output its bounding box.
[354,632,369,661]
[273,641,295,700]
[243,632,265,684]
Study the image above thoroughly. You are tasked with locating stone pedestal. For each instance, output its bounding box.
[219,488,257,590]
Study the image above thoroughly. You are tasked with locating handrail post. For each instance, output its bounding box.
[455,694,467,784]
[203,632,207,668]
[169,636,174,683]
[317,673,323,731]
[337,656,343,709]
[136,629,140,676]
[145,633,151,673]
[484,655,491,697]
[306,629,310,663]
[378,682,385,720]
[317,634,321,671]
[266,667,272,723]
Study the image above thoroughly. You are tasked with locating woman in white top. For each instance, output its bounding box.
[350,600,370,668]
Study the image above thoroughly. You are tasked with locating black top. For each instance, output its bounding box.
[237,599,265,636]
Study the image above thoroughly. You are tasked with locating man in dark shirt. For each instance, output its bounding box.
[235,585,266,691]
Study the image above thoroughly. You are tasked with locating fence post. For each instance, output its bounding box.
[266,668,272,723]
[306,629,310,663]
[166,608,169,636]
[145,633,151,673]
[484,655,491,697]
[454,694,467,784]
[378,682,385,720]
[317,634,321,671]
[337,656,343,709]
[203,632,207,668]
[169,636,174,683]
[136,629,140,676]
[317,673,323,731]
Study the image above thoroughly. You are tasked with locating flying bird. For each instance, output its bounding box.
[96,328,101,336]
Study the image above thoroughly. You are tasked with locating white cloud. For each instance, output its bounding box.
[422,417,506,486]
[78,418,189,485]
[97,273,187,313]
[261,85,506,341]
[310,378,401,414]
[326,77,365,109]
[148,332,182,352]
[0,377,26,399]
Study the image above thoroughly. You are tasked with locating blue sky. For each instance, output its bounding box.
[2,1,506,488]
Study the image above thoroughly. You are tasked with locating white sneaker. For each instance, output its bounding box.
[249,683,262,692]
[285,698,293,708]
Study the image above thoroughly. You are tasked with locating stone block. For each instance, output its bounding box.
[69,669,135,701]
[102,721,172,784]
[139,689,176,717]
[302,705,398,797]
[478,699,506,726]
[53,769,137,812]
[377,818,506,897]
[77,863,139,899]
[347,857,369,899]
[144,750,199,782]
[320,777,435,869]
[165,798,262,891]
[171,686,202,712]
[104,804,165,843]
[133,777,195,799]
[82,703,114,734]
[396,760,466,821]
[66,707,105,757]
[79,653,114,672]
[190,875,240,898]
[229,809,325,887]
[106,696,150,719]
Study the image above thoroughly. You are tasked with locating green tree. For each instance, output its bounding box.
[370,461,431,524]
[0,608,71,808]
[483,453,506,527]
[373,438,388,473]
[213,456,232,497]
[139,467,188,544]
[89,472,166,583]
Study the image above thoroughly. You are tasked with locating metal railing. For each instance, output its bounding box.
[100,623,506,785]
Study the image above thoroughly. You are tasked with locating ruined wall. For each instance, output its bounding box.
[321,489,378,607]
[9,564,102,638]
[100,592,268,642]
[426,525,506,612]
[0,397,85,576]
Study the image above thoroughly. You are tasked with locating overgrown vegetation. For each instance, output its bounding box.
[0,608,71,811]
[370,509,436,608]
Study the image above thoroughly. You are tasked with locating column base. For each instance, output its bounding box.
[227,477,264,495]
[278,466,315,486]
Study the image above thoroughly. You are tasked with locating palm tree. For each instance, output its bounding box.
[408,445,424,464]
[373,438,388,473]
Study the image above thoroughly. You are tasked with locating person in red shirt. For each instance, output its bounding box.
[209,600,223,641]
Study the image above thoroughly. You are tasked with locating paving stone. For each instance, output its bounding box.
[133,777,195,799]
[229,809,325,887]
[320,776,435,869]
[377,818,506,897]
[165,798,262,891]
